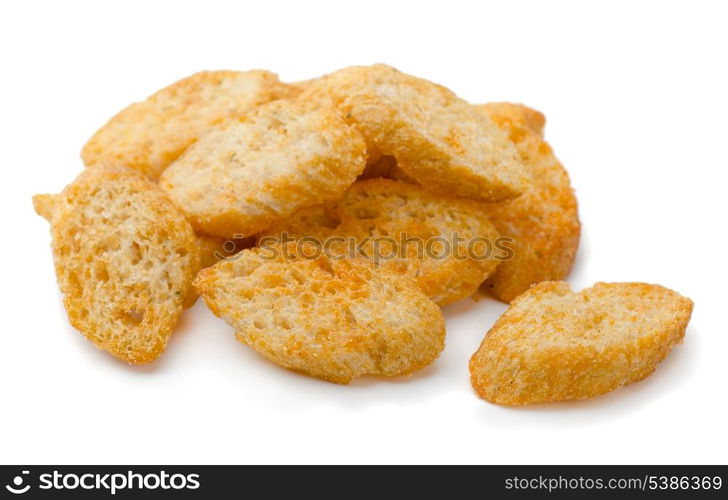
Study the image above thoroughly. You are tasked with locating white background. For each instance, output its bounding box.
[1,0,726,465]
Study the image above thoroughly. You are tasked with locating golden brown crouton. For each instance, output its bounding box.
[262,179,501,305]
[159,99,366,239]
[469,281,693,405]
[479,103,580,302]
[82,70,298,179]
[195,244,446,384]
[33,165,199,364]
[307,64,530,202]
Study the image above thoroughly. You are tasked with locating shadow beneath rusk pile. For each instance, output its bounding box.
[347,363,440,388]
[225,345,451,413]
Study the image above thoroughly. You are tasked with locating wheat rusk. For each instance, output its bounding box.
[194,244,446,384]
[479,103,580,302]
[306,64,530,202]
[33,165,199,364]
[262,179,501,305]
[82,70,298,179]
[160,99,366,239]
[469,281,693,405]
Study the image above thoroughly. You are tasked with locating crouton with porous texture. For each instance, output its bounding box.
[308,64,530,202]
[262,179,501,305]
[469,281,693,405]
[479,102,580,302]
[33,165,199,364]
[82,70,298,179]
[160,99,367,239]
[194,244,446,384]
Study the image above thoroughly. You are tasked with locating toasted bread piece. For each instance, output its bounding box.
[33,166,199,364]
[195,243,446,383]
[160,99,367,239]
[470,281,693,405]
[183,234,254,308]
[297,77,384,169]
[262,179,501,305]
[308,64,529,202]
[479,103,580,302]
[82,70,298,180]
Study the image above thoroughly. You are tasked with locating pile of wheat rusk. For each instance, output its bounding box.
[34,64,693,405]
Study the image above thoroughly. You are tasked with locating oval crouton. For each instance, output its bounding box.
[82,70,298,179]
[469,281,693,405]
[308,64,530,202]
[160,99,367,239]
[479,102,581,302]
[262,179,502,305]
[33,165,199,364]
[194,244,446,384]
